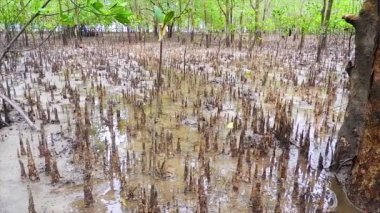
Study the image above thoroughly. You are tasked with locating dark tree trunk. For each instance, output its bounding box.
[206,33,210,48]
[168,23,174,38]
[333,0,380,210]
[23,32,29,47]
[238,33,243,51]
[200,32,204,46]
[127,27,131,44]
[238,12,243,51]
[225,32,230,47]
[5,25,12,44]
[62,27,68,46]
[153,21,158,38]
[39,30,44,41]
[138,27,142,41]
[74,25,79,48]
[298,27,305,50]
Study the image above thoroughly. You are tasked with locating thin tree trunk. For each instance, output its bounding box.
[158,40,163,88]
[238,12,243,51]
[168,23,174,38]
[321,0,326,27]
[127,27,131,44]
[62,28,68,46]
[316,0,334,62]
[153,21,158,38]
[298,27,305,50]
[321,0,334,48]
[225,15,230,47]
[251,0,262,45]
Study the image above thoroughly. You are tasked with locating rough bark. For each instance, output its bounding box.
[333,0,380,210]
[334,0,378,168]
[349,58,380,209]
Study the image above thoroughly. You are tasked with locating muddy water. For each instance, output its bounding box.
[0,36,355,212]
[0,121,81,212]
[329,178,361,213]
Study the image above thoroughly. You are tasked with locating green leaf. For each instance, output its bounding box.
[120,2,129,7]
[38,8,50,13]
[244,70,253,78]
[108,3,131,25]
[110,5,126,15]
[109,3,117,9]
[153,6,164,23]
[60,14,75,26]
[114,12,131,25]
[91,1,104,11]
[163,11,174,26]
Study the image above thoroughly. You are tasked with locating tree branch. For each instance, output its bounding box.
[173,0,191,21]
[250,0,262,10]
[0,93,36,130]
[39,7,77,17]
[0,0,53,64]
[250,0,255,9]
[217,0,227,16]
[149,0,164,11]
[343,14,359,26]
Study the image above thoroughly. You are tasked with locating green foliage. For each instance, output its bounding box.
[0,0,362,34]
[164,11,174,26]
[88,1,132,25]
[91,1,104,11]
[153,6,175,41]
[154,6,165,23]
[60,14,75,27]
[0,0,132,32]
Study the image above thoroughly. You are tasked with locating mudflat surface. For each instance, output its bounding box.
[0,36,357,212]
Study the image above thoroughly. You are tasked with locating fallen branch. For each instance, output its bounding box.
[0,93,36,130]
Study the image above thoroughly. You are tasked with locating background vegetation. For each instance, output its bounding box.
[0,0,362,36]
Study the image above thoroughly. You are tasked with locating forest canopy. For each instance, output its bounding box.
[0,0,361,34]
